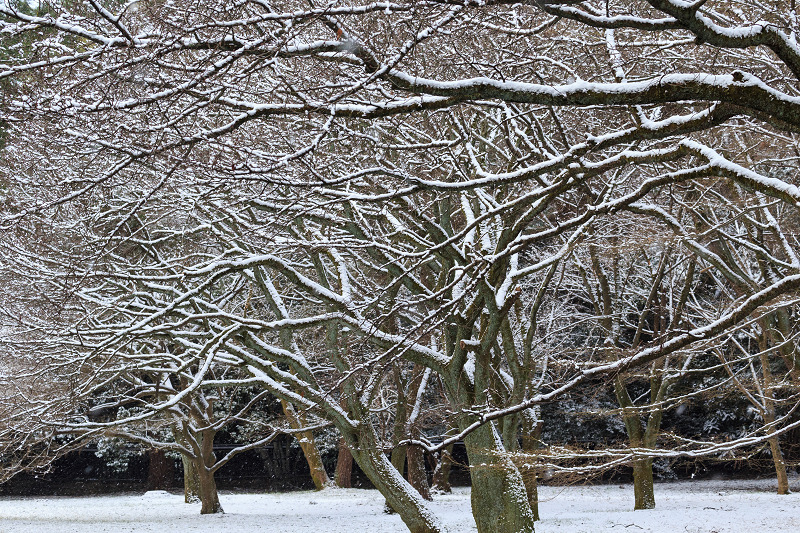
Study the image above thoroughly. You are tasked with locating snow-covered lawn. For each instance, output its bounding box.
[0,477,797,533]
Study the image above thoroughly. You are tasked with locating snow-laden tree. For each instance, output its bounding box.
[4,1,800,532]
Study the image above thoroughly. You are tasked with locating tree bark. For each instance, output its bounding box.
[518,411,542,521]
[385,444,408,513]
[614,376,661,511]
[197,460,223,514]
[197,426,223,514]
[407,441,432,501]
[335,437,353,488]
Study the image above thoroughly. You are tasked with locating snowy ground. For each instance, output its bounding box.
[0,477,797,533]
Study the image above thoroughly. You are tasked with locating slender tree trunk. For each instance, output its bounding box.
[759,328,791,495]
[407,441,432,501]
[463,422,535,533]
[172,426,199,503]
[431,445,453,494]
[335,437,353,488]
[768,435,791,494]
[517,410,542,521]
[281,399,330,490]
[632,458,656,510]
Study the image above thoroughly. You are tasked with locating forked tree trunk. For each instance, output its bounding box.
[614,376,663,511]
[632,458,655,510]
[463,422,535,533]
[335,437,353,488]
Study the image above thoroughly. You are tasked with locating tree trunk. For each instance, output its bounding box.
[407,441,432,501]
[385,444,408,513]
[431,445,453,494]
[519,411,542,521]
[632,458,656,510]
[145,448,173,491]
[281,399,330,490]
[180,453,201,503]
[768,435,791,495]
[197,462,223,514]
[463,422,535,533]
[345,426,445,533]
[335,437,353,488]
[615,376,661,511]
[520,468,540,522]
[198,428,223,514]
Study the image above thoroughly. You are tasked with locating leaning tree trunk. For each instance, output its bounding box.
[760,334,791,496]
[768,432,790,494]
[344,424,446,533]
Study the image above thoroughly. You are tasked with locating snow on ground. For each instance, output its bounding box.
[0,477,798,533]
